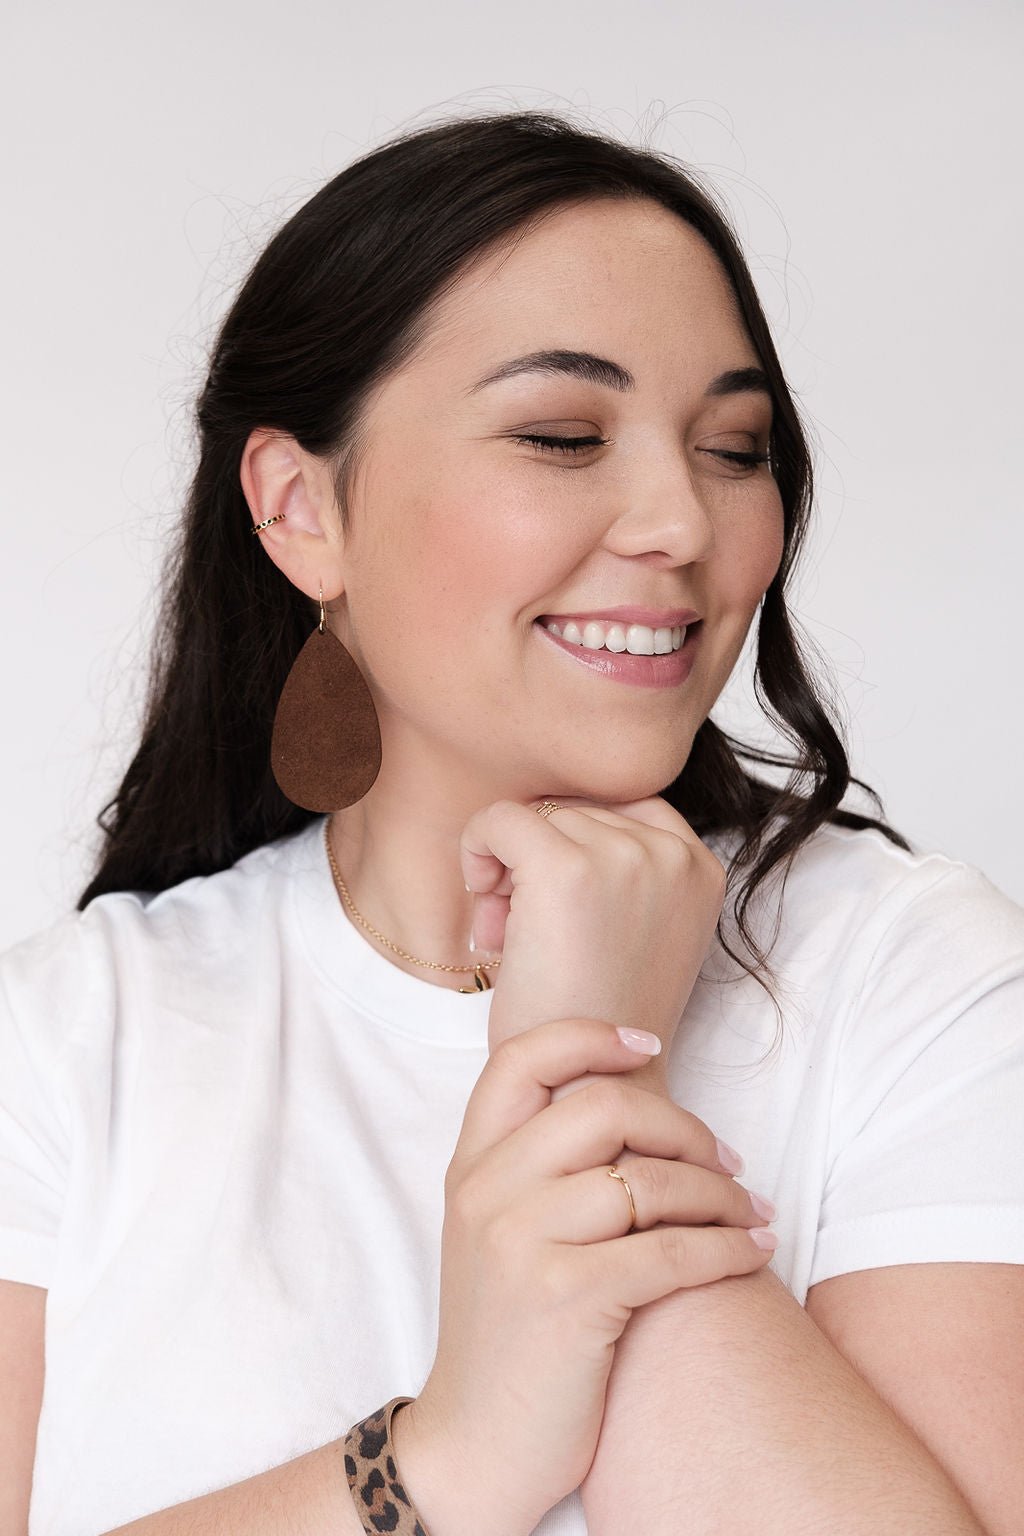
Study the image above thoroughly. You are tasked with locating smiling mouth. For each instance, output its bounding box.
[533,617,703,690]
[535,616,690,655]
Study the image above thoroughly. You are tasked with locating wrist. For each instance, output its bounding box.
[389,1396,539,1536]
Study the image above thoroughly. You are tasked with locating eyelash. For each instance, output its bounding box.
[512,433,772,471]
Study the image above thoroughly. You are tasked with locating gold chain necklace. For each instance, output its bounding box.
[322,814,501,993]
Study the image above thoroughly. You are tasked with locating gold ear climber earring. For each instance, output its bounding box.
[251,513,287,535]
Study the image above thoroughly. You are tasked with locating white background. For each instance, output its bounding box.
[2,0,1021,949]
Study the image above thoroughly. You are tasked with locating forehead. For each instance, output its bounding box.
[408,197,750,377]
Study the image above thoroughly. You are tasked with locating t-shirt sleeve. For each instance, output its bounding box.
[807,860,1024,1289]
[0,913,85,1289]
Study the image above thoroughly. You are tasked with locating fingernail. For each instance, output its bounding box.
[468,929,476,953]
[749,1228,778,1251]
[715,1138,745,1175]
[615,1027,662,1055]
[464,882,472,892]
[748,1190,777,1222]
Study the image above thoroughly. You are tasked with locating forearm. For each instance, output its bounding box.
[103,1437,365,1535]
[580,1264,986,1535]
[102,1411,493,1536]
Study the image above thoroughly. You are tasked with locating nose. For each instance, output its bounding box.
[601,444,716,568]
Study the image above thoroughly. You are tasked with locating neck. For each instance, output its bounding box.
[325,752,517,991]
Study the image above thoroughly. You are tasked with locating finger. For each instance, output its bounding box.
[459,796,708,905]
[525,802,682,859]
[482,1072,727,1189]
[521,802,717,892]
[459,801,680,917]
[574,1220,777,1307]
[460,798,595,896]
[458,797,683,900]
[453,1018,668,1162]
[530,1158,770,1244]
[469,888,509,956]
[531,793,707,851]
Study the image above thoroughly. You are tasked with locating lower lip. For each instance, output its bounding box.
[533,620,702,689]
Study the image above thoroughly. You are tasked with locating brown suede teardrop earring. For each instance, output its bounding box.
[271,587,382,812]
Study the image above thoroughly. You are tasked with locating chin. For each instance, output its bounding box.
[544,752,691,807]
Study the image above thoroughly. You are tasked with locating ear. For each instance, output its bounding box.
[240,428,346,602]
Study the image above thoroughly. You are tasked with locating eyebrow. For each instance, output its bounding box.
[465,348,773,402]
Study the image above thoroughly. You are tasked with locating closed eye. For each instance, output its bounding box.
[513,433,772,474]
[701,449,772,471]
[512,433,607,454]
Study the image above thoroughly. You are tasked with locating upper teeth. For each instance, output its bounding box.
[544,619,687,654]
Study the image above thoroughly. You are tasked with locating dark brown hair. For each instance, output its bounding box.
[78,109,911,1036]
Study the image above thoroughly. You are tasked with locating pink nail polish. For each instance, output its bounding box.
[749,1228,778,1252]
[715,1137,745,1175]
[748,1191,777,1222]
[615,1026,662,1055]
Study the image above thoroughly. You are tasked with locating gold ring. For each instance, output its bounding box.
[535,801,563,819]
[608,1164,637,1231]
[251,513,287,535]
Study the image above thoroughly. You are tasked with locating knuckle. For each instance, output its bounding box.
[535,1247,575,1308]
[618,1156,661,1220]
[660,831,692,869]
[480,1203,525,1261]
[615,837,648,872]
[638,1156,671,1210]
[703,850,729,895]
[446,1166,488,1228]
[657,1225,692,1267]
[578,1076,630,1123]
[488,1030,531,1076]
[560,846,591,885]
[672,1103,712,1140]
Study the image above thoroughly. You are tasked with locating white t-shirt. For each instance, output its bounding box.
[3,812,1024,1536]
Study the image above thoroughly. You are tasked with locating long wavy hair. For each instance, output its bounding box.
[78,108,911,1032]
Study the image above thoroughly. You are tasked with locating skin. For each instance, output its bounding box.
[242,195,785,976]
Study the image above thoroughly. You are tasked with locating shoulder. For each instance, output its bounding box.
[714,814,1023,960]
[0,818,325,1045]
[776,825,1024,1091]
[790,821,1024,967]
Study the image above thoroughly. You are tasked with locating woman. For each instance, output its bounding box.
[2,110,1021,1536]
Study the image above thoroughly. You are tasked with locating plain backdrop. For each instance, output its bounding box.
[2,0,1021,951]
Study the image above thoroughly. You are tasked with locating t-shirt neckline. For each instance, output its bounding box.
[288,814,493,1049]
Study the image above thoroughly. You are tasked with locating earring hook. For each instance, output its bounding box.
[318,584,326,635]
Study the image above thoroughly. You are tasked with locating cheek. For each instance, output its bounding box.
[721,493,785,601]
[356,483,548,682]
[416,466,586,608]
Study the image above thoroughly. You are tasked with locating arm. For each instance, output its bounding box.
[103,1439,367,1535]
[580,863,1024,1534]
[579,1260,988,1535]
[102,1411,491,1536]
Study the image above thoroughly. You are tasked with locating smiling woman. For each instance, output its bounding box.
[1,109,1022,1536]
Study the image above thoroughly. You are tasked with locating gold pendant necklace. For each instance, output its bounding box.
[322,815,500,993]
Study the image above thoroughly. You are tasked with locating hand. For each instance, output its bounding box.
[459,795,726,1065]
[392,1017,775,1536]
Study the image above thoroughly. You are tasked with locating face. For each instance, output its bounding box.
[332,196,785,806]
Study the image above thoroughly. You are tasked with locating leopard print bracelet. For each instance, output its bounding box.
[343,1394,432,1535]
